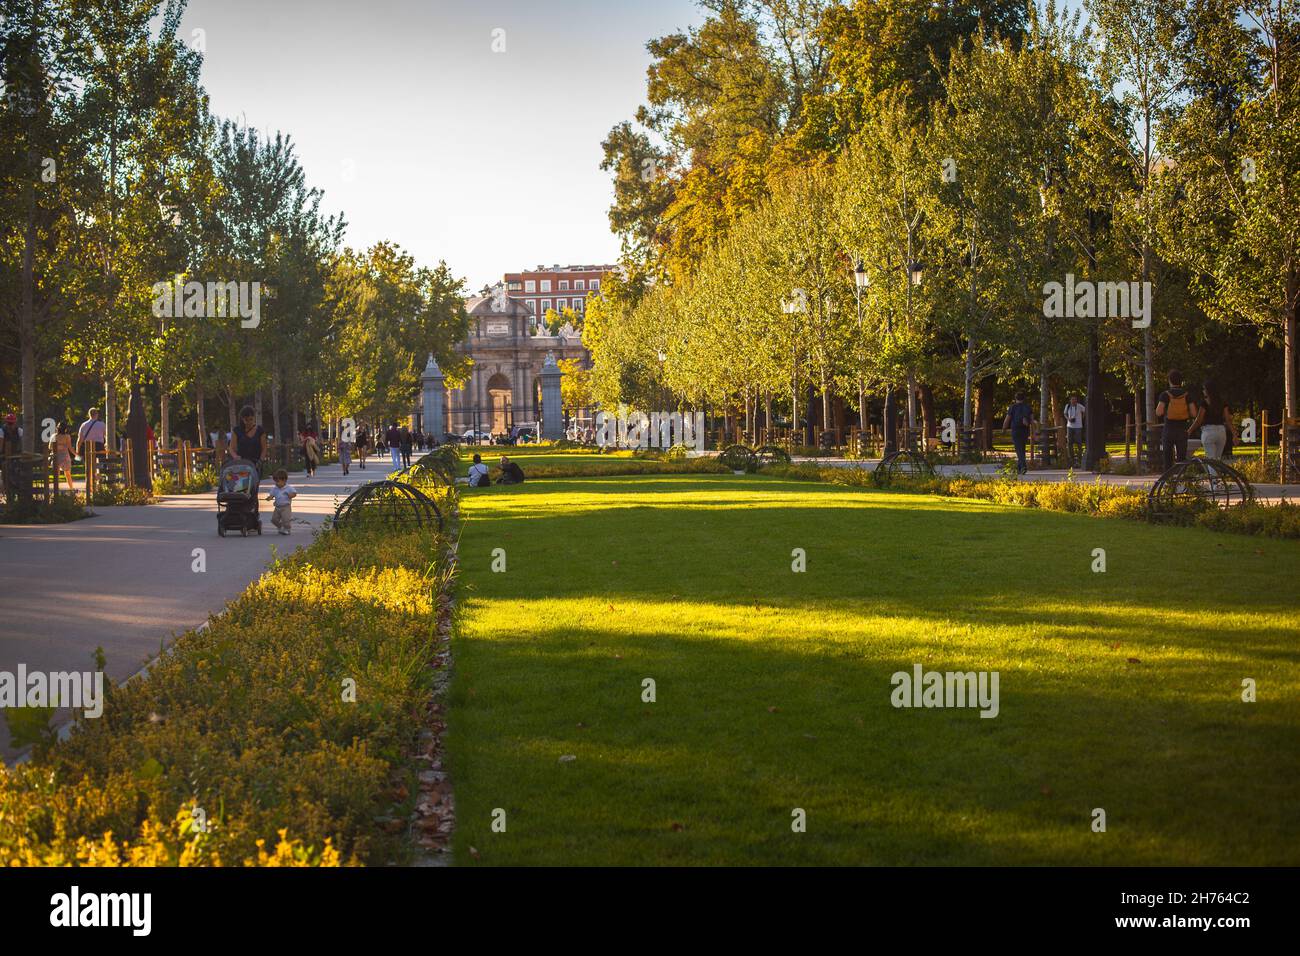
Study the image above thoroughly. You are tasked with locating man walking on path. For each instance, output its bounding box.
[1156,370,1197,471]
[76,408,106,462]
[1003,392,1036,476]
[1064,394,1085,468]
[386,423,402,469]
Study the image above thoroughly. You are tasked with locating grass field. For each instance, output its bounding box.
[447,472,1300,865]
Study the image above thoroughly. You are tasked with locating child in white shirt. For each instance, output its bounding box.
[266,469,298,534]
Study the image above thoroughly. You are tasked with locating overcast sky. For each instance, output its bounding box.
[179,0,702,291]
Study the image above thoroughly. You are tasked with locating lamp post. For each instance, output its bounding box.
[903,258,923,447]
[782,291,805,447]
[853,260,872,454]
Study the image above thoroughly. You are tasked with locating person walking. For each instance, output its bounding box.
[232,406,268,469]
[1063,393,1085,468]
[356,425,370,470]
[399,424,413,469]
[386,422,401,469]
[1155,370,1197,470]
[265,469,298,535]
[49,421,75,493]
[338,427,353,476]
[1190,379,1235,461]
[76,408,106,463]
[1002,391,1036,476]
[302,428,321,477]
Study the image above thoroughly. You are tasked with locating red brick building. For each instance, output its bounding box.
[502,264,618,330]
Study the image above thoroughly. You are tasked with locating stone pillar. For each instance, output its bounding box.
[421,354,445,438]
[540,351,563,440]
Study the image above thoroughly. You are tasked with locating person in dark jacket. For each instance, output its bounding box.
[399,424,413,469]
[1002,392,1035,475]
[496,455,525,485]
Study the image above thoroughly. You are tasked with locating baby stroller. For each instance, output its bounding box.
[216,458,263,536]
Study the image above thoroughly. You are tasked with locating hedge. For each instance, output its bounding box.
[762,463,1300,539]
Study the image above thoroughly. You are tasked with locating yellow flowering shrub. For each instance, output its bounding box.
[0,525,451,867]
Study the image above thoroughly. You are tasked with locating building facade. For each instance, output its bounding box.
[445,291,588,437]
[503,263,617,330]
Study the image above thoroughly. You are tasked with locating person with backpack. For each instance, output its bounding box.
[1002,391,1036,476]
[1155,370,1197,470]
[467,453,490,487]
[1063,393,1085,468]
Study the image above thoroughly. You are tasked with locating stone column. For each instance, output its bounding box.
[540,351,563,441]
[421,354,445,438]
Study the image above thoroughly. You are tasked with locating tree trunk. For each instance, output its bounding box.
[917,382,935,439]
[1083,330,1105,470]
[1045,377,1066,426]
[962,334,975,428]
[271,381,282,445]
[196,384,207,446]
[974,375,995,450]
[126,373,151,490]
[104,380,118,452]
[160,389,170,448]
[821,377,831,438]
[1038,362,1050,435]
[1286,302,1297,418]
[906,371,917,431]
[20,159,37,453]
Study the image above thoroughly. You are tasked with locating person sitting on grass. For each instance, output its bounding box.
[467,453,491,487]
[496,455,525,485]
[265,468,298,535]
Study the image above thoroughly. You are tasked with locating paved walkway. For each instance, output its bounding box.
[0,452,414,757]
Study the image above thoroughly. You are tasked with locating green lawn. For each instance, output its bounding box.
[447,473,1300,865]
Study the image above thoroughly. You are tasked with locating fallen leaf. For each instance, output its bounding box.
[1040,786,1053,797]
[768,706,780,713]
[1126,657,1141,664]
[559,754,576,763]
[469,846,480,859]
[670,822,684,832]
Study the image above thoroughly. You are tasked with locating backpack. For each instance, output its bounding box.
[1165,390,1190,421]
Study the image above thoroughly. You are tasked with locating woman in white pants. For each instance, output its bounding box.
[1191,380,1235,460]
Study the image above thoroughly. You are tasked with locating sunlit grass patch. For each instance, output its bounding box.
[449,474,1300,865]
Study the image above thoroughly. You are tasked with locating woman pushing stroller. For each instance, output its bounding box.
[231,406,267,470]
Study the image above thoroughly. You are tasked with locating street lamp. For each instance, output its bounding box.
[782,291,806,447]
[853,261,869,455]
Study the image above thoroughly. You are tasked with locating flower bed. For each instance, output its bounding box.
[0,522,456,866]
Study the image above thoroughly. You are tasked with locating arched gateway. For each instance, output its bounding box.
[433,291,588,438]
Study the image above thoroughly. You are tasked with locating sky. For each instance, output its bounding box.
[178,0,703,291]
